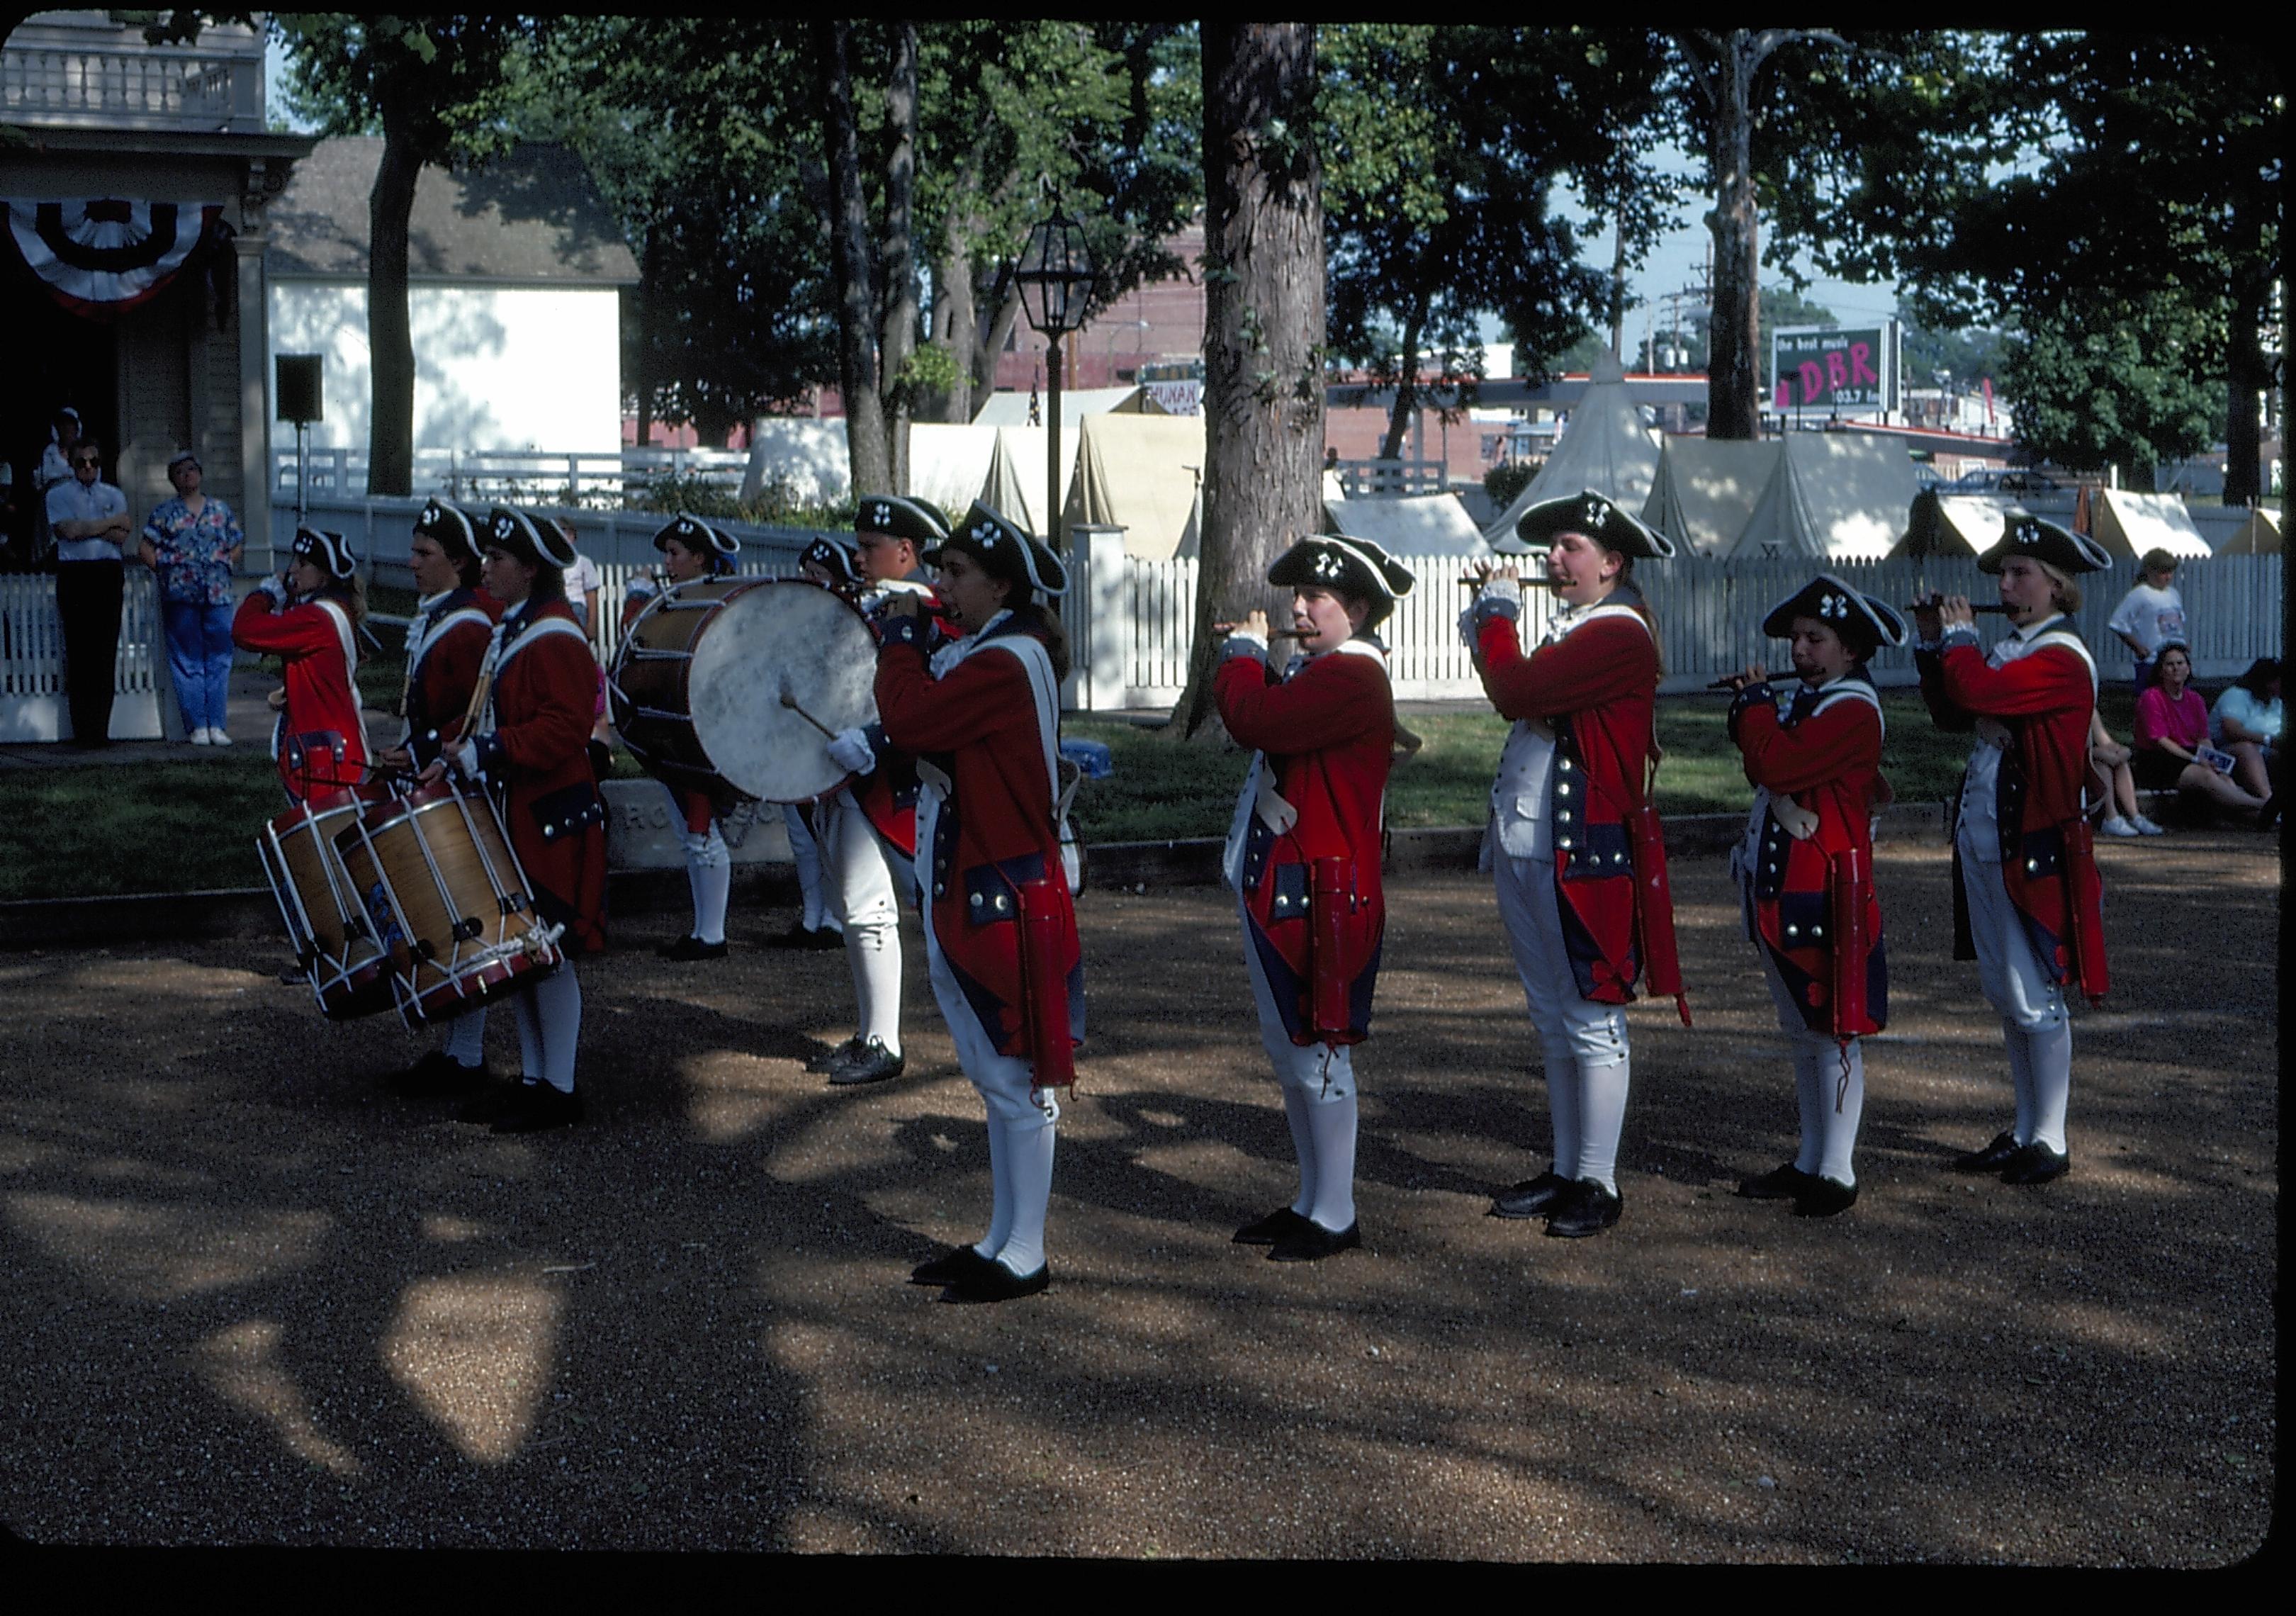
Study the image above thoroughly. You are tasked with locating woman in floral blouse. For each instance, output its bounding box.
[139,450,244,745]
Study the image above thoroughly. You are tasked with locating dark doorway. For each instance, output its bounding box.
[4,274,119,564]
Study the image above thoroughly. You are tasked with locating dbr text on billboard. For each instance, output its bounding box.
[1771,321,1901,415]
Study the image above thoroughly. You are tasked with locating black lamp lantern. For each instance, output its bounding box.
[1013,206,1096,551]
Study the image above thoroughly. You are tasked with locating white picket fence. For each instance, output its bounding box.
[1059,532,2285,707]
[272,446,752,505]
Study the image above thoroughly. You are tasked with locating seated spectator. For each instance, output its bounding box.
[2088,710,2159,837]
[2211,656,2281,807]
[2132,643,2269,821]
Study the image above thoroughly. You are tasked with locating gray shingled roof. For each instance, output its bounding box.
[266,136,638,284]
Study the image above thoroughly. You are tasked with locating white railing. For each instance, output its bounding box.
[1060,535,2285,709]
[0,45,263,132]
[272,447,753,505]
[0,569,174,743]
[1334,457,1448,498]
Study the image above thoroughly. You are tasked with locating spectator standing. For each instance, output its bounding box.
[44,434,132,747]
[140,450,244,745]
[2211,656,2281,819]
[2106,549,2188,693]
[32,405,84,560]
[2132,643,2268,819]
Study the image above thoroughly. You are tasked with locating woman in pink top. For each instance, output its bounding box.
[2132,644,2269,816]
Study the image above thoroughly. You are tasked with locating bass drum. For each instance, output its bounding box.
[608,576,757,816]
[685,578,879,804]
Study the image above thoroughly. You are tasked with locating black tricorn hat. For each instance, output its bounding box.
[1975,509,2111,576]
[291,525,356,580]
[855,493,952,549]
[802,532,864,588]
[484,506,578,571]
[1761,572,1907,653]
[413,498,481,561]
[653,511,737,559]
[1512,488,1675,560]
[1266,534,1417,615]
[925,501,1067,598]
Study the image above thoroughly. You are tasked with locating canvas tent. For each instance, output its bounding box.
[1638,437,1783,558]
[1727,431,1924,561]
[2088,488,2215,561]
[2216,506,2283,555]
[741,420,850,506]
[978,427,1076,539]
[1062,413,1206,560]
[971,385,1164,429]
[1891,489,2020,559]
[1482,352,1662,546]
[906,423,1001,522]
[1326,494,1487,556]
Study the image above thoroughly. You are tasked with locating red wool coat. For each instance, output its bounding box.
[1477,604,1666,1004]
[1730,678,1890,1036]
[400,587,499,768]
[1915,617,2108,1001]
[479,602,607,955]
[233,589,368,801]
[1215,640,1394,1045]
[875,614,1081,1068]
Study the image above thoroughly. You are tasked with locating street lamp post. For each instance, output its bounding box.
[1013,206,1097,550]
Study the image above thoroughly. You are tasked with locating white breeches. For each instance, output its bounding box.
[1237,894,1356,1102]
[921,890,1058,1130]
[1956,823,2071,1035]
[818,792,910,1048]
[1492,830,1631,1070]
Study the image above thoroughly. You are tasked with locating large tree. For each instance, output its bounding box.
[1172,23,1324,741]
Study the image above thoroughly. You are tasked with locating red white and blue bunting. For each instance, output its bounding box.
[4,198,225,317]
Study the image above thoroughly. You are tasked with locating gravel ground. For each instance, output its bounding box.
[0,829,2275,1561]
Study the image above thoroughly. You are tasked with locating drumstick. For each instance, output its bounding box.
[778,688,838,740]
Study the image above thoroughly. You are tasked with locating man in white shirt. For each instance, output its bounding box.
[2105,548,2186,692]
[44,437,132,747]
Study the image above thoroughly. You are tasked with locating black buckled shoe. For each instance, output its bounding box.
[1791,1176,1859,1218]
[938,1259,1050,1303]
[1999,1142,2069,1185]
[1950,1129,2022,1173]
[490,1082,584,1135]
[1233,1206,1311,1245]
[806,1036,865,1074]
[388,1050,488,1097]
[1737,1162,1819,1201]
[910,1245,993,1286]
[1543,1179,1623,1239]
[1267,1218,1361,1263]
[658,933,728,961]
[1490,1170,1574,1220]
[827,1036,905,1087]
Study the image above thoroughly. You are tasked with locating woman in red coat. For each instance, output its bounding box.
[1723,576,1907,1218]
[231,525,369,802]
[438,507,607,1135]
[1463,490,1684,1240]
[877,501,1081,1304]
[1214,534,1415,1263]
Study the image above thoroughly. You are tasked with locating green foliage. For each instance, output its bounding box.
[1482,461,1537,508]
[2001,297,2217,478]
[1898,300,2003,388]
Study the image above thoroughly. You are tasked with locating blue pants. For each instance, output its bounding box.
[164,597,236,733]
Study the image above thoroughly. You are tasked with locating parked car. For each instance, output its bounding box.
[1941,467,2064,495]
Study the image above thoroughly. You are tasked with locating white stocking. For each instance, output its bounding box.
[1792,1043,1827,1174]
[994,1111,1056,1276]
[1546,1043,1585,1180]
[683,823,731,946]
[1816,1038,1864,1186]
[2026,1020,2072,1154]
[512,987,543,1082]
[1282,1085,1319,1218]
[1575,1056,1631,1193]
[444,1006,488,1070]
[973,1116,1011,1260]
[1303,1086,1359,1233]
[2002,1019,2038,1145]
[531,965,583,1094]
[845,920,903,1053]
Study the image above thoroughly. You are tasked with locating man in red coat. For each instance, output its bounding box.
[1465,490,1683,1239]
[1913,512,2112,1185]
[231,525,369,802]
[877,500,1081,1304]
[1214,533,1416,1263]
[378,500,501,1096]
[1723,575,1907,1218]
[438,507,608,1135]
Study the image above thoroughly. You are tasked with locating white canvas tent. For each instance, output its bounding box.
[1638,437,1783,558]
[2217,506,2283,555]
[1889,490,2019,558]
[906,424,1002,522]
[1326,494,1488,556]
[1727,432,1924,561]
[970,385,1163,429]
[977,427,1075,539]
[740,419,850,506]
[1482,352,1662,546]
[2088,488,2215,561]
[1062,413,1206,560]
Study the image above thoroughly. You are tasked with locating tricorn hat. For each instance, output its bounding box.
[1975,509,2110,576]
[484,506,578,571]
[855,493,952,550]
[802,532,865,589]
[413,498,481,560]
[925,500,1067,598]
[652,511,737,559]
[1761,573,1907,653]
[1512,488,1675,560]
[291,526,356,581]
[1266,534,1417,625]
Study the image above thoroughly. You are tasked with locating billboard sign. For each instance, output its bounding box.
[1771,322,1898,414]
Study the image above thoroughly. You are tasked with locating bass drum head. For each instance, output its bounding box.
[686,579,879,803]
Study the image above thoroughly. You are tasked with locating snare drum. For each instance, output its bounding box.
[609,576,758,812]
[334,778,563,1025]
[257,784,395,1020]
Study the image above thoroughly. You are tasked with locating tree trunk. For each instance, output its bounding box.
[976,283,1024,402]
[366,105,422,497]
[1701,32,1763,442]
[821,22,889,495]
[1171,23,1324,741]
[1379,305,1425,461]
[927,211,977,425]
[2223,274,2266,508]
[879,22,920,493]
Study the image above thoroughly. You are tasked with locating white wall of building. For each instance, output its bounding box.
[267,280,623,453]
